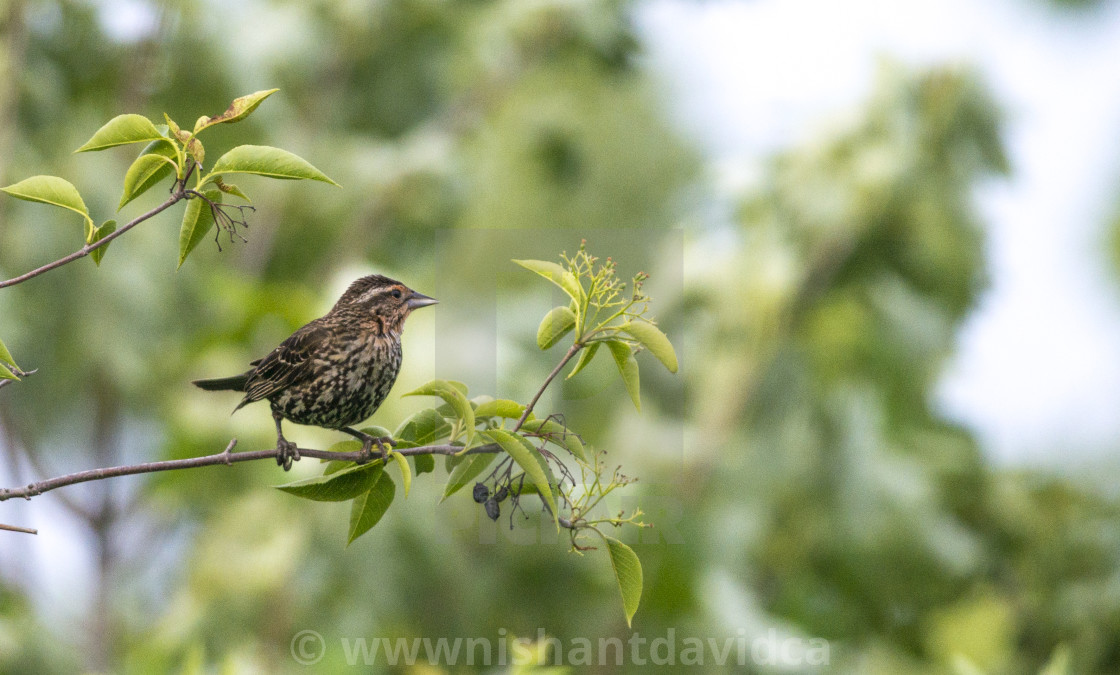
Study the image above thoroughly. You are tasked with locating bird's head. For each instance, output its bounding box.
[332,274,438,333]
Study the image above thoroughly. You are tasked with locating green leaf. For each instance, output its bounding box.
[519,418,587,463]
[322,441,362,474]
[276,463,383,502]
[348,471,396,545]
[622,321,678,373]
[118,142,178,210]
[357,425,393,440]
[483,429,558,528]
[602,535,643,627]
[404,380,475,446]
[328,439,363,455]
[394,407,452,445]
[607,340,641,411]
[445,380,469,396]
[2,175,93,231]
[193,89,279,134]
[537,306,577,350]
[0,338,17,370]
[0,336,18,381]
[513,259,584,301]
[413,454,435,475]
[177,189,221,268]
[163,113,181,138]
[433,399,478,418]
[186,137,205,165]
[514,449,559,499]
[323,461,353,476]
[74,114,166,152]
[441,452,497,502]
[473,399,526,420]
[89,220,117,266]
[388,451,412,498]
[214,178,251,203]
[566,342,600,380]
[208,145,339,185]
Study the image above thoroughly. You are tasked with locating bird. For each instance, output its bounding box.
[192,275,437,470]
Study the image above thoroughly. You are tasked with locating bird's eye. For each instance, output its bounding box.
[391,289,402,299]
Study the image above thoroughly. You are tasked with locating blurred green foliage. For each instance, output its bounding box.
[679,63,1120,673]
[2,1,1120,674]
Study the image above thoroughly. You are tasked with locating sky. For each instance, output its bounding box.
[637,0,1120,465]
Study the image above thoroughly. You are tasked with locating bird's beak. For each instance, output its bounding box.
[407,292,438,310]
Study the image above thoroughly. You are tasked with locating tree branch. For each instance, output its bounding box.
[0,439,500,503]
[0,250,585,515]
[0,176,190,290]
[0,522,36,534]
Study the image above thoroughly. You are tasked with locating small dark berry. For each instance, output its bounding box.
[473,483,489,503]
[494,485,509,503]
[485,499,500,521]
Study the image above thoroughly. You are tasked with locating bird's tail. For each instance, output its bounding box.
[192,373,250,392]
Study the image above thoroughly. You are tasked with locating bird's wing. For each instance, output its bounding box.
[241,322,329,404]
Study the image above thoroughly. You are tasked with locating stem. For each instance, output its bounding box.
[0,166,194,289]
[513,342,583,432]
[0,439,500,503]
[0,367,36,391]
[0,522,36,534]
[583,273,601,332]
[588,296,639,336]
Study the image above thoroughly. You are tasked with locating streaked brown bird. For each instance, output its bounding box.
[192,275,437,470]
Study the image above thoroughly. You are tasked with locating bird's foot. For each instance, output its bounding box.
[355,434,395,465]
[374,436,394,463]
[277,437,300,471]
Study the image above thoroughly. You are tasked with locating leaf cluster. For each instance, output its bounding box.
[0,91,339,389]
[1,89,337,270]
[271,246,678,626]
[517,239,678,411]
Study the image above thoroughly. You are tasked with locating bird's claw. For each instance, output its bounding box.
[277,438,300,471]
[356,435,394,465]
[375,436,393,463]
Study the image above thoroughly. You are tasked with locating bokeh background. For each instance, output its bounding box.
[2,0,1120,672]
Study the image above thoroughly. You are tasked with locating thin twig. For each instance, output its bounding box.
[0,367,36,391]
[0,522,36,535]
[513,342,583,432]
[0,183,188,289]
[502,344,588,529]
[0,441,500,502]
